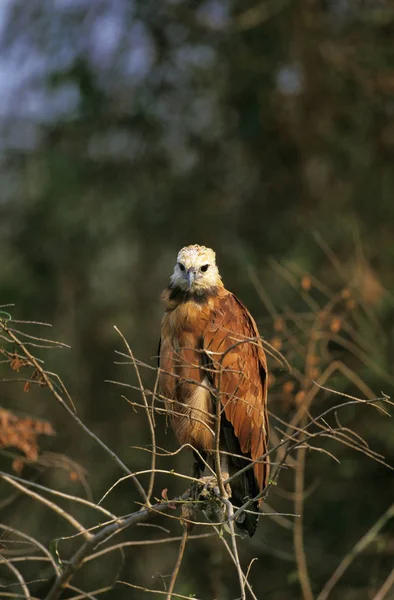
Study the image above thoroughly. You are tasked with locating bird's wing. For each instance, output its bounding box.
[203,292,269,492]
[157,338,161,368]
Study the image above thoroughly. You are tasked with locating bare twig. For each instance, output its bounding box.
[44,495,189,600]
[214,524,258,600]
[118,580,202,599]
[114,326,157,506]
[221,497,246,600]
[1,475,91,540]
[0,555,30,600]
[0,320,148,504]
[165,528,188,600]
[372,568,394,600]
[1,253,392,600]
[317,505,394,600]
[293,443,314,600]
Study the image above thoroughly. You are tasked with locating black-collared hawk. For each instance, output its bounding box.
[159,245,269,536]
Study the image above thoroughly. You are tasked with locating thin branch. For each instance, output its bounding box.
[0,555,30,600]
[317,504,394,600]
[114,326,156,506]
[117,581,202,599]
[165,529,188,600]
[0,472,116,521]
[0,320,148,505]
[372,569,394,600]
[214,525,258,600]
[293,443,314,600]
[221,497,246,600]
[66,585,112,600]
[1,475,91,540]
[0,525,60,575]
[45,495,189,600]
[83,533,213,565]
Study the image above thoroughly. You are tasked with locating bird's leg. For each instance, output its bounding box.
[219,452,232,498]
[191,451,213,500]
[197,452,231,497]
[192,460,201,481]
[190,454,228,525]
[192,453,217,495]
[198,474,218,492]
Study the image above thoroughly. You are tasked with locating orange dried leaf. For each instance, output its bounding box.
[12,459,24,475]
[346,299,356,310]
[310,367,320,380]
[283,381,295,394]
[301,275,312,291]
[41,422,55,435]
[295,391,306,406]
[330,317,342,333]
[23,381,31,393]
[0,408,55,465]
[10,357,24,372]
[306,355,320,366]
[161,488,176,508]
[274,318,285,332]
[270,337,282,350]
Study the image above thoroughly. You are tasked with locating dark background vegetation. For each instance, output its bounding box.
[0,0,393,598]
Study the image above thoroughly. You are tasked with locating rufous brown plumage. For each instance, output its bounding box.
[158,245,269,536]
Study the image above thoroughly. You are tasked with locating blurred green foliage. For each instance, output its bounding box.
[0,1,393,598]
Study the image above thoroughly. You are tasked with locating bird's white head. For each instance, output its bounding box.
[170,245,223,294]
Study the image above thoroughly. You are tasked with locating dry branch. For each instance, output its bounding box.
[0,252,392,600]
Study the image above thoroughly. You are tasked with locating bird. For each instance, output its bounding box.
[158,245,269,536]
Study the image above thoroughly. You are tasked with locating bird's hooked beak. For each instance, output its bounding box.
[186,268,196,289]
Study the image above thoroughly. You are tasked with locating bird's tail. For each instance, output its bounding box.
[230,470,260,537]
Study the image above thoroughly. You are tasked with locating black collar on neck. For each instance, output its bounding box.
[168,284,218,305]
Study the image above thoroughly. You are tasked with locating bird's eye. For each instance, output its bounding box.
[178,263,185,272]
[200,264,209,272]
